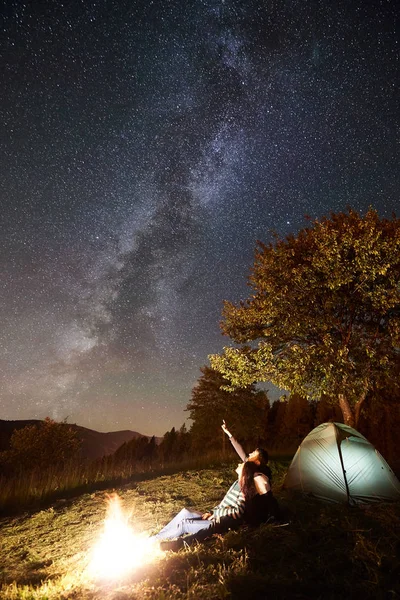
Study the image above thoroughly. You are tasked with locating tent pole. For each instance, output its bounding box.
[336,427,351,504]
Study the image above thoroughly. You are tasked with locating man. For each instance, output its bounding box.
[221,420,272,482]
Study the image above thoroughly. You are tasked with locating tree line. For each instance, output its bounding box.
[186,364,400,467]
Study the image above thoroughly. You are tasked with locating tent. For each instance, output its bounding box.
[283,422,400,505]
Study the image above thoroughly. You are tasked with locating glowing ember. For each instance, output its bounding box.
[88,494,159,580]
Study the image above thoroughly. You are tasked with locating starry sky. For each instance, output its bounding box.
[1,0,399,436]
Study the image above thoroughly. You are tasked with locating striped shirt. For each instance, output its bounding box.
[212,481,245,522]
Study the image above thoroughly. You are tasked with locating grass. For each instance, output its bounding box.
[1,461,399,599]
[0,452,237,516]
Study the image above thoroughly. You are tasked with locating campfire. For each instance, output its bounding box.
[88,493,159,580]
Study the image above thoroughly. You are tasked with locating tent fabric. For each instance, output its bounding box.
[283,422,400,505]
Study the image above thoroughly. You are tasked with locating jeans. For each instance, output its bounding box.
[153,508,241,544]
[153,508,213,540]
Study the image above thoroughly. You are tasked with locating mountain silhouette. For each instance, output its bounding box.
[0,419,160,460]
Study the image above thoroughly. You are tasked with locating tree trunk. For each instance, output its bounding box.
[354,397,366,430]
[354,379,369,429]
[338,394,355,427]
[338,387,368,430]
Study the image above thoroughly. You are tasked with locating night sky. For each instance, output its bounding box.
[1,0,399,436]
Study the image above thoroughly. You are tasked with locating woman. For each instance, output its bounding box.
[222,422,280,523]
[152,461,246,550]
[153,459,270,551]
[240,460,280,526]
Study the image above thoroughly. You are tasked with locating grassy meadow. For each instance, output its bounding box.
[1,461,399,600]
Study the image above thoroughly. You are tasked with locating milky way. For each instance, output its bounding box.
[1,0,399,435]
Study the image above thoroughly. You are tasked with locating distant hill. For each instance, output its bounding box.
[0,419,160,461]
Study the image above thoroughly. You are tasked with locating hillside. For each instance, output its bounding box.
[0,463,399,599]
[0,419,160,460]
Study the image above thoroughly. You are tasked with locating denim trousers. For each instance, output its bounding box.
[154,508,212,540]
[153,508,241,543]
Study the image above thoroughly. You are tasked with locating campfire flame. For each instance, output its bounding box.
[88,493,159,580]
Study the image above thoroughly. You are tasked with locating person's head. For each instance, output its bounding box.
[239,460,258,500]
[247,447,269,466]
[248,447,272,480]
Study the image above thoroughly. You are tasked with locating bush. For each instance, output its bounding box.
[0,418,81,474]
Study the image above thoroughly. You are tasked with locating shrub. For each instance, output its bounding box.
[1,418,81,473]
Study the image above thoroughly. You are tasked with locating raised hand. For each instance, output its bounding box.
[221,420,232,437]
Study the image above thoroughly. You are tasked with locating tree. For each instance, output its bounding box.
[210,209,400,428]
[158,427,179,461]
[313,395,343,427]
[1,417,81,472]
[265,397,288,449]
[358,353,400,468]
[187,365,269,452]
[114,436,151,463]
[277,393,314,451]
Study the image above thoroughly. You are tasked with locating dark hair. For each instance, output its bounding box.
[239,461,258,501]
[252,448,272,481]
[255,447,269,465]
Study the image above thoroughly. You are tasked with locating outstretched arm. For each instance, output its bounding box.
[221,421,247,462]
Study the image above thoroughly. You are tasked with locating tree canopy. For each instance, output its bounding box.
[210,209,400,427]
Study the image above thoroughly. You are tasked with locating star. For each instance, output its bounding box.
[1,0,398,435]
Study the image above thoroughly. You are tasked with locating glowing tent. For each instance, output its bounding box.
[283,422,400,505]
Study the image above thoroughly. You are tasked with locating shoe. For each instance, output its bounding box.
[159,538,184,552]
